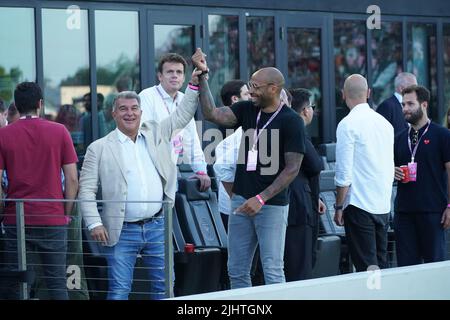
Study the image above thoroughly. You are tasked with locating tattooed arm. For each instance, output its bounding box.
[236,152,304,216]
[192,48,238,128]
[259,152,303,203]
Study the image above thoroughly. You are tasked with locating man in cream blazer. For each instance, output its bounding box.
[78,64,202,299]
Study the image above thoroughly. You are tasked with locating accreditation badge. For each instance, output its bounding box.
[408,162,417,182]
[246,149,258,171]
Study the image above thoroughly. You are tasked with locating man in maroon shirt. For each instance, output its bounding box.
[0,82,78,299]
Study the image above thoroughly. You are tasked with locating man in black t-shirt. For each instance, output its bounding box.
[193,49,305,289]
[394,85,450,266]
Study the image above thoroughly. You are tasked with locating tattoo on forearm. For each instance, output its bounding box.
[260,152,303,202]
[199,76,237,127]
[199,76,216,120]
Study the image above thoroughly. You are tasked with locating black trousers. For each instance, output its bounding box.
[284,224,313,281]
[1,225,68,300]
[394,212,447,267]
[343,205,388,272]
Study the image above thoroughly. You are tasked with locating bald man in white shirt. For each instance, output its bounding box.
[334,74,394,272]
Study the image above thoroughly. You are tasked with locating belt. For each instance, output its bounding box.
[124,209,163,225]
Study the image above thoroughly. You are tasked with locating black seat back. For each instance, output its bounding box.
[175,178,227,248]
[319,170,345,236]
[317,143,336,170]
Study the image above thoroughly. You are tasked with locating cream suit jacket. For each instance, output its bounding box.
[78,88,199,246]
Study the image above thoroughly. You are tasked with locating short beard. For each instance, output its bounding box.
[405,108,423,125]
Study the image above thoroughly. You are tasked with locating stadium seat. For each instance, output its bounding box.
[317,143,336,170]
[174,177,227,294]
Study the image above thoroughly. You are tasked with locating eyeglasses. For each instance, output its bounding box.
[308,104,316,111]
[247,81,276,90]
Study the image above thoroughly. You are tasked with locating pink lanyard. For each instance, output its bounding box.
[252,102,283,151]
[407,120,431,162]
[155,86,177,115]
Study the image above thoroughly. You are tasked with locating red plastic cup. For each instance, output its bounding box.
[400,165,410,183]
[184,243,195,253]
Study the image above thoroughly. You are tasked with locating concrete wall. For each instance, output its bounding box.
[173,261,450,300]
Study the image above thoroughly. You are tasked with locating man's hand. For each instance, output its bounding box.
[90,225,109,246]
[441,208,450,229]
[190,173,211,191]
[334,209,344,226]
[192,48,208,72]
[190,68,203,86]
[318,198,327,215]
[235,196,263,217]
[394,166,404,181]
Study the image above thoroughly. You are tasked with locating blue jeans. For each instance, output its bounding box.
[1,225,68,300]
[103,217,166,300]
[227,195,288,289]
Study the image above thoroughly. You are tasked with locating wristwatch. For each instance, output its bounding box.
[333,204,344,211]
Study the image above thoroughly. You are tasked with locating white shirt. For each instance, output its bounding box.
[213,128,242,215]
[117,128,163,222]
[335,103,394,214]
[394,92,402,104]
[139,84,207,173]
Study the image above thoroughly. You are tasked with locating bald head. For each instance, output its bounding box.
[394,72,417,93]
[343,74,369,107]
[252,67,285,92]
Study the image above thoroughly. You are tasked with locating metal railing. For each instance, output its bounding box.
[0,198,174,300]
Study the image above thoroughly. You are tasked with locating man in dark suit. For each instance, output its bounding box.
[376,72,417,135]
[284,88,327,281]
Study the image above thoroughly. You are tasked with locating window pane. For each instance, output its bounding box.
[154,24,194,86]
[208,14,239,106]
[0,7,36,106]
[95,10,140,138]
[371,21,403,107]
[42,8,89,157]
[407,23,438,121]
[334,20,366,123]
[247,16,275,76]
[287,27,321,144]
[444,24,450,126]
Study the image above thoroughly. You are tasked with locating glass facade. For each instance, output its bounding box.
[154,24,194,86]
[407,23,438,121]
[246,16,275,76]
[371,21,403,107]
[0,3,447,147]
[0,7,35,105]
[42,8,89,155]
[287,27,321,142]
[208,14,239,106]
[444,24,450,126]
[334,20,367,123]
[95,10,140,138]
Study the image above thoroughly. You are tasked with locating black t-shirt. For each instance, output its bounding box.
[288,137,323,226]
[394,122,450,213]
[230,100,306,205]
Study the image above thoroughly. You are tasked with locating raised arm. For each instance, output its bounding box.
[192,48,238,128]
